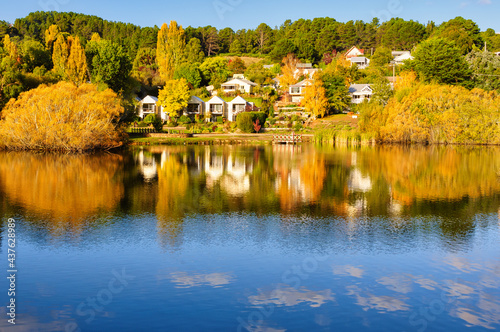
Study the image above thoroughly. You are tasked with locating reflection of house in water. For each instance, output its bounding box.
[136,149,158,181]
[348,169,372,193]
[203,147,253,196]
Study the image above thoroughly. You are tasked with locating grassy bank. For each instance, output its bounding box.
[314,128,376,145]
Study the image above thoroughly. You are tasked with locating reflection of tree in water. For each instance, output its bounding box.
[0,152,124,237]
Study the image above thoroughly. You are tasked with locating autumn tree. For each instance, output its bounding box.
[158,78,190,118]
[302,79,329,118]
[65,36,87,85]
[44,24,60,53]
[279,53,299,89]
[52,34,69,77]
[157,21,186,83]
[228,57,246,74]
[0,81,124,151]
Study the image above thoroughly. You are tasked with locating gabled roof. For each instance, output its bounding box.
[206,96,226,104]
[296,63,313,69]
[188,95,205,103]
[349,84,373,94]
[290,79,313,88]
[230,96,249,104]
[221,78,257,87]
[141,95,158,104]
[345,46,364,57]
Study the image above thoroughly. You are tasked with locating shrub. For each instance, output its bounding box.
[237,113,254,133]
[269,117,277,125]
[293,123,303,131]
[250,111,268,126]
[217,116,224,123]
[137,122,148,128]
[143,113,157,124]
[195,114,205,124]
[166,120,178,127]
[178,115,192,124]
[152,116,164,132]
[291,114,300,122]
[0,82,124,151]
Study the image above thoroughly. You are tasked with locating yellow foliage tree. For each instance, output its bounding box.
[279,53,298,89]
[65,36,87,85]
[158,78,190,118]
[302,79,329,118]
[90,32,101,43]
[52,34,69,77]
[379,83,500,144]
[156,21,186,83]
[44,24,60,51]
[395,70,418,91]
[3,35,18,59]
[0,81,124,151]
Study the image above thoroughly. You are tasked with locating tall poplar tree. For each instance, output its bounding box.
[52,34,69,77]
[66,36,87,85]
[156,21,186,83]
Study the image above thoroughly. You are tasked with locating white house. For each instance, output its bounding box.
[294,63,320,79]
[345,46,364,58]
[392,51,413,65]
[349,84,373,104]
[289,79,313,103]
[228,96,254,122]
[348,57,370,69]
[206,96,227,122]
[184,96,205,120]
[138,95,167,121]
[221,78,257,94]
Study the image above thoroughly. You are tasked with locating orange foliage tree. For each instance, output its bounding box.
[0,81,125,151]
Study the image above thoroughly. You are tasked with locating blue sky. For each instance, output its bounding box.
[2,0,499,32]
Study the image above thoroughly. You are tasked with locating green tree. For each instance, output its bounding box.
[229,39,244,54]
[174,63,202,88]
[412,38,472,86]
[320,72,350,113]
[371,47,393,67]
[185,38,205,63]
[86,39,132,92]
[432,17,483,55]
[158,78,190,118]
[20,39,51,72]
[0,56,24,110]
[199,57,230,88]
[244,62,274,84]
[131,47,159,86]
[466,50,500,91]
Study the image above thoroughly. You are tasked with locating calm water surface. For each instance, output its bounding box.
[0,144,499,331]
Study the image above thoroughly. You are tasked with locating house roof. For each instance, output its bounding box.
[188,95,205,103]
[263,65,274,69]
[345,46,364,56]
[349,84,373,94]
[141,95,158,104]
[290,79,313,88]
[392,51,410,57]
[394,53,414,62]
[221,78,258,87]
[206,96,226,104]
[230,96,249,104]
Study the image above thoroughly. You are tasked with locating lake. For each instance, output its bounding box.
[1,144,499,331]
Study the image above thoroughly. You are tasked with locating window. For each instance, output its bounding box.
[187,104,199,113]
[210,104,223,113]
[233,104,245,112]
[291,87,300,94]
[143,104,155,112]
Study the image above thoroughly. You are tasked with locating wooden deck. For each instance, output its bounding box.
[273,132,303,144]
